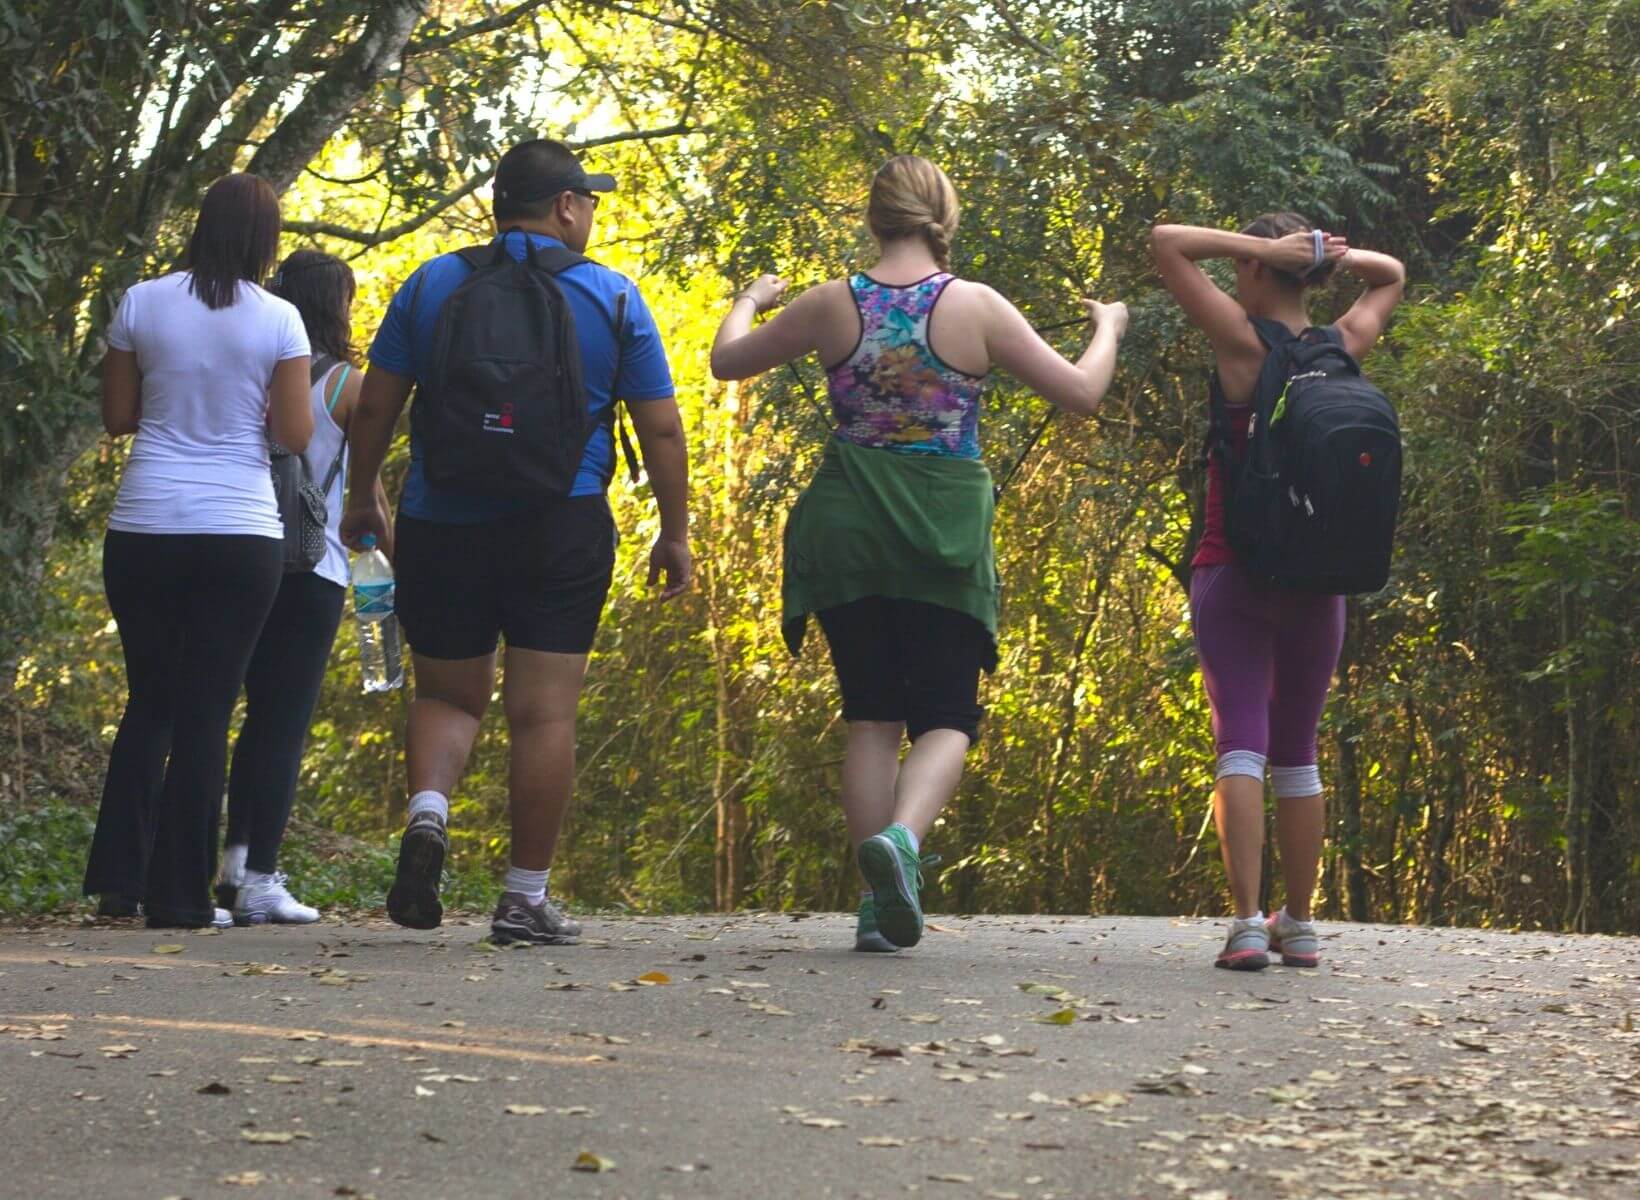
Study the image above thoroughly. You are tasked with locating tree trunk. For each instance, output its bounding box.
[246,1,427,192]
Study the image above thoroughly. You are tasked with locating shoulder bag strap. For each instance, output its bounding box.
[317,363,351,495]
[608,289,642,484]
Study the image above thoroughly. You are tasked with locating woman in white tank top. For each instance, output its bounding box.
[214,251,391,925]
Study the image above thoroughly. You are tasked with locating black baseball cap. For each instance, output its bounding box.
[493,138,616,207]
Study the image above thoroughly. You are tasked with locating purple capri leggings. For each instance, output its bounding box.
[1189,563,1345,780]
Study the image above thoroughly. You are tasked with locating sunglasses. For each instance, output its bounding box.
[570,188,600,210]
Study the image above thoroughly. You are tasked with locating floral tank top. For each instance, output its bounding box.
[826,272,985,459]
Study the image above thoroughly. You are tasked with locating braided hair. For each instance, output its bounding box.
[867,155,961,270]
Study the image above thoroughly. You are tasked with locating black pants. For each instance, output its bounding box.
[226,571,345,874]
[84,531,283,924]
[816,596,989,743]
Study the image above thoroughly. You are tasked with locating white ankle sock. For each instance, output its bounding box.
[408,791,449,824]
[504,865,549,906]
[1234,910,1265,925]
[219,843,248,887]
[243,869,274,889]
[889,822,919,853]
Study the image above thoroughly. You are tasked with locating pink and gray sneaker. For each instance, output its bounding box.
[1214,914,1270,970]
[1265,909,1320,967]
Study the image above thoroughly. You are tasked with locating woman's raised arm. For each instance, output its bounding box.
[983,288,1128,415]
[710,274,836,381]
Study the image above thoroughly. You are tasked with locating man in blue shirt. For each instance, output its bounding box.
[341,138,691,945]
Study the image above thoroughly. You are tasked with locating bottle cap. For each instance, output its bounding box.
[360,533,377,550]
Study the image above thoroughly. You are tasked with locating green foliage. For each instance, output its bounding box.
[0,800,95,914]
[4,0,1636,931]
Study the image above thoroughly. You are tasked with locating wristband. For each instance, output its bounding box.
[1311,229,1325,268]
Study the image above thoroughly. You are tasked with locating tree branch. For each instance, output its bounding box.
[405,0,553,55]
[284,122,691,245]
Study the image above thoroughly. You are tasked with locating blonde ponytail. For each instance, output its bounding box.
[867,155,960,270]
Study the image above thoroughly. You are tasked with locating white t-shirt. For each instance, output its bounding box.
[106,272,310,538]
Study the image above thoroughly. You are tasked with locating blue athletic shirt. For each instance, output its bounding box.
[369,231,675,523]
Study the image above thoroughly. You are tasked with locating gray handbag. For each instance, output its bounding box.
[270,354,346,573]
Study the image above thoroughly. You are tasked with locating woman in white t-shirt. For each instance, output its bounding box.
[215,250,390,925]
[84,173,313,929]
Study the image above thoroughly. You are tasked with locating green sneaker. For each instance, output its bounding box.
[854,895,898,953]
[858,826,935,949]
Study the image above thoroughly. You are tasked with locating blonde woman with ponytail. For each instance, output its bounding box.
[712,155,1128,954]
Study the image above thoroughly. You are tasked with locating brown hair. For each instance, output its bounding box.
[184,174,282,310]
[270,249,356,364]
[1240,211,1336,289]
[866,155,960,270]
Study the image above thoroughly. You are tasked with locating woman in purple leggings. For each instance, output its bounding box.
[1151,214,1405,970]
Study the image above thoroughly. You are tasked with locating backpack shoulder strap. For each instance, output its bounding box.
[309,352,337,385]
[537,245,591,275]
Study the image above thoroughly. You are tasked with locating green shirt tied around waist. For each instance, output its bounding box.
[782,437,1000,670]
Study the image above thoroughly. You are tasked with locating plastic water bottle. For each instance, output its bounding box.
[353,534,403,693]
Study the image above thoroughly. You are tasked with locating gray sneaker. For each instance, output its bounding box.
[491,891,582,945]
[1214,914,1270,970]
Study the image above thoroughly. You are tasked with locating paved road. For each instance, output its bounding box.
[1,914,1636,1199]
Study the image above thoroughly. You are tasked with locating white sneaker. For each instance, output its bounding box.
[234,872,320,925]
[211,907,234,929]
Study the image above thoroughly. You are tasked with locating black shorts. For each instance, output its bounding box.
[816,596,988,743]
[395,498,617,659]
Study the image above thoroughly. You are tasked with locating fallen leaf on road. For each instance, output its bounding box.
[1134,1074,1202,1097]
[238,1056,276,1064]
[219,1171,267,1186]
[571,1151,615,1173]
[1018,982,1069,998]
[543,982,581,991]
[859,1136,906,1147]
[197,1082,231,1095]
[415,1085,435,1097]
[240,1131,300,1144]
[99,1044,139,1057]
[556,1105,595,1117]
[801,1117,846,1129]
[151,944,184,955]
[505,1104,547,1116]
[929,1173,974,1183]
[904,1013,942,1024]
[285,1032,326,1042]
[635,971,672,985]
[1071,1091,1129,1110]
[266,1075,303,1085]
[1034,1009,1077,1026]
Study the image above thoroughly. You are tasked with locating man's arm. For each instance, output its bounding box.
[339,365,413,550]
[626,396,691,600]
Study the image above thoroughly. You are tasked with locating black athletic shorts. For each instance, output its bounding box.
[816,595,988,743]
[395,497,617,660]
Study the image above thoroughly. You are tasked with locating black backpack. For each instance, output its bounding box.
[412,234,637,499]
[270,354,346,574]
[1209,318,1402,594]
